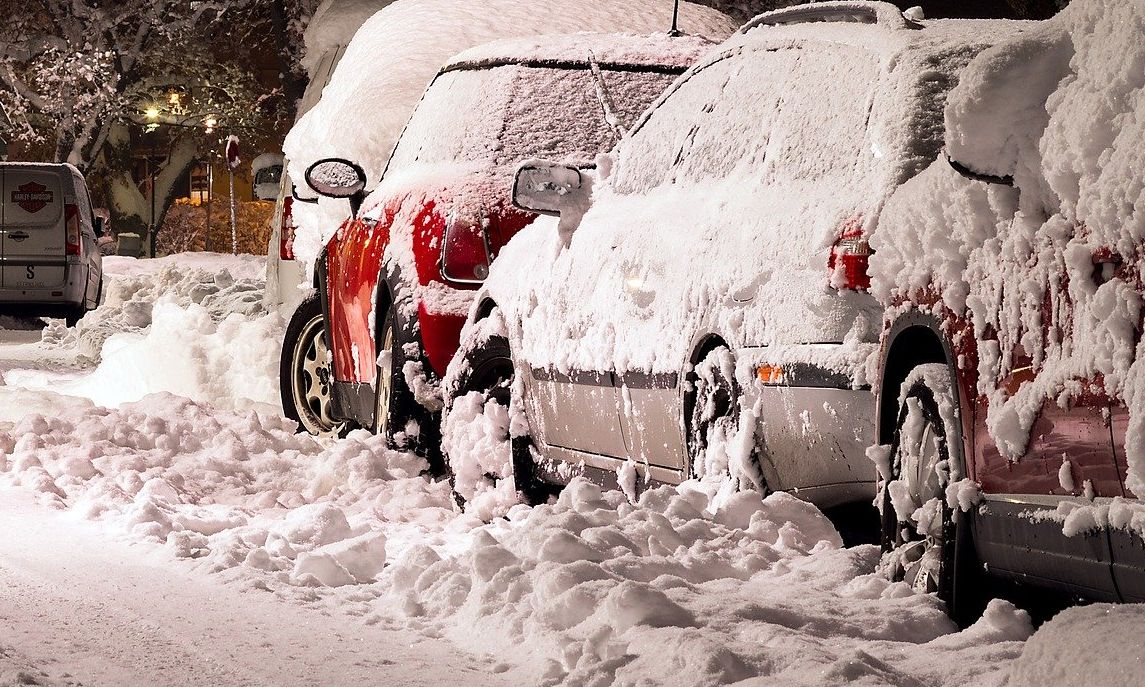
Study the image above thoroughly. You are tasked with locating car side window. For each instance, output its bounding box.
[612,56,738,195]
[669,50,796,185]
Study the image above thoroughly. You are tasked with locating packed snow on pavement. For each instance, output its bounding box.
[0,253,1138,686]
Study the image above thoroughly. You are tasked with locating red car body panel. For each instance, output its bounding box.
[325,180,534,385]
[889,285,1128,500]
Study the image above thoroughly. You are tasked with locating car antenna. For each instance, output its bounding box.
[668,0,682,36]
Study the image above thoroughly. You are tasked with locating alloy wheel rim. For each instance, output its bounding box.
[292,315,344,436]
[375,322,395,436]
[895,403,946,595]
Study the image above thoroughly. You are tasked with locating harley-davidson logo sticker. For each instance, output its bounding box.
[11,182,53,213]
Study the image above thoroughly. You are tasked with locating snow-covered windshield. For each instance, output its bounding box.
[613,46,879,195]
[386,64,678,175]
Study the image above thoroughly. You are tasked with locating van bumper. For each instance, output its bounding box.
[0,265,87,314]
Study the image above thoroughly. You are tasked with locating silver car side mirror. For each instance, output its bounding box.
[512,161,586,216]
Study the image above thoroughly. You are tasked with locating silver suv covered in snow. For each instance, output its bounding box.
[442,2,1023,517]
[0,163,103,325]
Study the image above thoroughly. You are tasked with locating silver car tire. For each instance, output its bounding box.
[881,363,982,625]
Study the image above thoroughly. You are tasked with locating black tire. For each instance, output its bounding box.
[881,364,984,626]
[64,304,86,327]
[94,276,104,308]
[280,294,352,437]
[443,331,551,511]
[685,345,767,492]
[372,303,444,473]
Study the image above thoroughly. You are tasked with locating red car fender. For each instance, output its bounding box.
[325,185,535,386]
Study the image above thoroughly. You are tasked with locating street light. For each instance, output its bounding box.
[144,106,160,133]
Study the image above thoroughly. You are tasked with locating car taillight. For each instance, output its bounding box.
[279,196,295,261]
[440,214,491,284]
[828,228,871,291]
[65,204,81,256]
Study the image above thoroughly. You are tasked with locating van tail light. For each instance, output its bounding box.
[65,204,82,256]
[828,228,871,291]
[279,196,296,261]
[440,214,491,284]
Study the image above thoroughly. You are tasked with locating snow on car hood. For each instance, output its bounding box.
[872,0,1145,495]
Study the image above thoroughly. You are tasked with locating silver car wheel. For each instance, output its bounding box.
[291,313,346,436]
[883,367,958,600]
[374,319,395,436]
[894,413,945,594]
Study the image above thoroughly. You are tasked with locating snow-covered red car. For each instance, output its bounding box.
[441,2,1021,518]
[280,33,720,453]
[871,0,1145,623]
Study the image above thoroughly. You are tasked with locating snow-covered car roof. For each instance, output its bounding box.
[302,0,396,75]
[444,32,717,72]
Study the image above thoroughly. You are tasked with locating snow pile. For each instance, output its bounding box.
[440,389,516,520]
[1006,604,1145,687]
[0,389,445,587]
[4,254,283,411]
[872,0,1145,502]
[378,479,1031,686]
[0,374,1039,685]
[37,254,267,365]
[284,0,737,269]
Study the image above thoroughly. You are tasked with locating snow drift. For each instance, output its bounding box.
[3,254,283,412]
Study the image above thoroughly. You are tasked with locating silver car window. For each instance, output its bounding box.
[763,47,880,187]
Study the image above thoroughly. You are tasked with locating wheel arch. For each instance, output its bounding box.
[688,333,732,368]
[877,310,960,447]
[472,296,499,324]
[682,332,734,455]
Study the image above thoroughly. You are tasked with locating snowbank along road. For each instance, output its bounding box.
[0,254,1139,686]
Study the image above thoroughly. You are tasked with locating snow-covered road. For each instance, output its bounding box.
[0,254,1138,687]
[0,490,516,687]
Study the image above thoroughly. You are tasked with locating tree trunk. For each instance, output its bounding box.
[105,136,199,245]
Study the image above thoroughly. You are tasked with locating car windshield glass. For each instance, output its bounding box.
[386,64,678,175]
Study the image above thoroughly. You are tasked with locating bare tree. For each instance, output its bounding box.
[0,0,295,234]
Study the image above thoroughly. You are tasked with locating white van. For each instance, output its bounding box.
[0,162,103,325]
